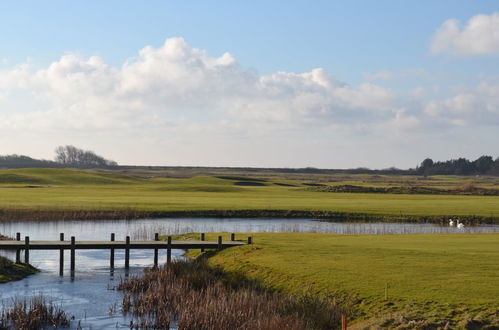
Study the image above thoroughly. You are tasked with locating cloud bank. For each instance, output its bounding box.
[0,38,398,133]
[0,38,498,167]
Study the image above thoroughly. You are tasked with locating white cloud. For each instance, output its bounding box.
[431,13,499,55]
[424,83,499,125]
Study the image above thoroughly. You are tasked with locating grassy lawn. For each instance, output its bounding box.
[197,232,499,327]
[0,168,499,220]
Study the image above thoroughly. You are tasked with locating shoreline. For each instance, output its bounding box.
[0,208,498,224]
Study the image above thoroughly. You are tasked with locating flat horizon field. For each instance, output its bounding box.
[0,168,498,220]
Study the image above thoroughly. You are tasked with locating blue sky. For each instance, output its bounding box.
[0,1,498,168]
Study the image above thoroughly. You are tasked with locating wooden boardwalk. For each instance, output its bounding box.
[0,239,246,250]
[0,233,250,275]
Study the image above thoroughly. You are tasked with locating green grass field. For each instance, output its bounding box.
[192,233,499,328]
[0,168,499,221]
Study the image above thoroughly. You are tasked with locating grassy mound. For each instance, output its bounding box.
[0,257,37,283]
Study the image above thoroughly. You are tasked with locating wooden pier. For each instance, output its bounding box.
[0,233,250,275]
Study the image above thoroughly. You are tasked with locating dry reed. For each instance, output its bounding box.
[0,295,70,329]
[118,259,349,329]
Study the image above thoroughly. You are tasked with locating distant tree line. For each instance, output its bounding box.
[0,146,117,169]
[0,155,58,169]
[1,149,499,176]
[416,156,499,176]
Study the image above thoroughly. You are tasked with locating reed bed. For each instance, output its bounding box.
[130,220,499,240]
[0,295,70,329]
[118,259,349,329]
[0,234,12,240]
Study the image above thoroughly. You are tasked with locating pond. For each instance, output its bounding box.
[1,218,498,329]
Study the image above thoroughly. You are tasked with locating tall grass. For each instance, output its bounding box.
[0,295,70,329]
[118,259,350,329]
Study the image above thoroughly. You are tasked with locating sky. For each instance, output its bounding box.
[0,1,498,169]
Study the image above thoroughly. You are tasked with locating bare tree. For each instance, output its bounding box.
[54,145,117,168]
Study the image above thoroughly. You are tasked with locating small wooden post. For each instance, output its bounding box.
[200,233,205,252]
[15,232,21,264]
[24,236,30,264]
[59,233,64,276]
[110,233,115,269]
[167,236,172,265]
[230,233,235,241]
[70,236,75,271]
[342,313,347,330]
[154,233,159,267]
[218,236,222,250]
[125,236,130,269]
[247,236,253,245]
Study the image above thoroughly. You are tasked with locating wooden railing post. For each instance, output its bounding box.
[247,236,253,245]
[218,236,222,250]
[24,236,30,264]
[200,233,205,252]
[231,233,235,241]
[110,233,115,269]
[125,236,130,269]
[59,233,64,276]
[154,233,159,267]
[167,236,172,265]
[70,236,76,271]
[15,232,21,264]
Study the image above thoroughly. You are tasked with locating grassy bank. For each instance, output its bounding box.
[189,233,499,328]
[1,168,499,222]
[0,256,37,283]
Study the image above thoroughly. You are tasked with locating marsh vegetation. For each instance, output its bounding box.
[119,258,349,329]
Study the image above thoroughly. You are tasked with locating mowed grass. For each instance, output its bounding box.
[0,168,499,218]
[201,233,499,325]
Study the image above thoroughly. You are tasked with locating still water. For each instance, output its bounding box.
[1,218,498,329]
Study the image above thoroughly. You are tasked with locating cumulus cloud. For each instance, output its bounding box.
[431,13,499,55]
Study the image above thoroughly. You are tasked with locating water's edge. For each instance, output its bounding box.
[1,209,498,223]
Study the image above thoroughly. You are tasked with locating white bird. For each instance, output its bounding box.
[457,221,465,229]
[448,219,454,226]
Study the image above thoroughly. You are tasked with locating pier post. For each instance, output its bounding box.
[110,233,115,269]
[125,236,130,268]
[231,233,235,241]
[167,236,172,265]
[15,232,21,264]
[247,236,253,245]
[70,236,75,271]
[59,233,64,276]
[24,236,29,264]
[218,236,222,250]
[154,233,159,267]
[201,233,205,252]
